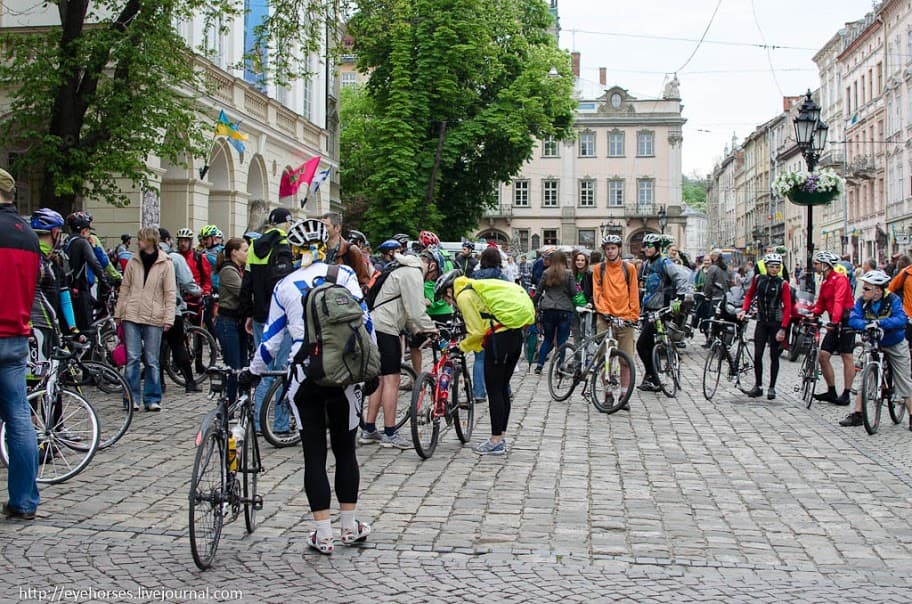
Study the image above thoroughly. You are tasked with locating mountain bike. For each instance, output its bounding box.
[702,313,755,401]
[643,306,681,397]
[854,325,901,435]
[409,322,474,459]
[188,366,284,570]
[548,307,635,413]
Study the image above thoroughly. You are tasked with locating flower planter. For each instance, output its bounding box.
[786,187,837,207]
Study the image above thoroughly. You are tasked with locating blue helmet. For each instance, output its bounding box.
[378,239,401,253]
[30,208,65,232]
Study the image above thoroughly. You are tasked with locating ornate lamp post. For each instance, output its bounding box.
[792,90,829,294]
[657,205,667,234]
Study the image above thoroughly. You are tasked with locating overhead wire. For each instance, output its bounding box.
[676,0,724,74]
[750,0,784,98]
[563,27,817,52]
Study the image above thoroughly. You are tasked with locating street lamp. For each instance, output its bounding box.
[792,90,829,294]
[657,205,667,234]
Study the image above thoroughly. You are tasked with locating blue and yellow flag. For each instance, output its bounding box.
[214,110,248,153]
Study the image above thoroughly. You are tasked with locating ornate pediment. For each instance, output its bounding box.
[597,86,636,114]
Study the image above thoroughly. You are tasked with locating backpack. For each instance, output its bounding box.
[363,261,406,311]
[596,260,632,288]
[292,265,381,388]
[457,276,535,329]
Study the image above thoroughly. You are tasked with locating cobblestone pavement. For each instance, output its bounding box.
[2,342,912,603]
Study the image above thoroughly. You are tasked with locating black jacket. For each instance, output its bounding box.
[240,228,294,323]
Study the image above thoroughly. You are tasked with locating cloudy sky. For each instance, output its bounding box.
[557,0,877,177]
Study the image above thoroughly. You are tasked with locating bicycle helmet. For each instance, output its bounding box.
[199,224,219,239]
[175,227,194,239]
[347,229,368,247]
[287,218,328,246]
[378,239,401,253]
[243,231,261,244]
[601,234,622,247]
[268,207,293,225]
[66,211,93,232]
[813,250,839,267]
[392,233,410,247]
[30,208,65,232]
[214,228,224,239]
[642,233,662,246]
[860,270,891,287]
[763,252,783,265]
[660,234,675,248]
[434,269,463,301]
[120,233,132,243]
[418,230,440,248]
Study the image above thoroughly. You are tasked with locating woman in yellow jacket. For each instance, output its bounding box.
[435,269,522,456]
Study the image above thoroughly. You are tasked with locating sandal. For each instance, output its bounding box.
[341,520,371,545]
[307,530,334,555]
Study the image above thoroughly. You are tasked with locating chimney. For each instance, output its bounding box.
[599,67,606,86]
[571,52,580,78]
[783,95,801,112]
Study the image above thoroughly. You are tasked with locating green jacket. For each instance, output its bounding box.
[424,279,453,317]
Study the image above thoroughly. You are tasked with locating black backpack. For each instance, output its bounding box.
[363,261,406,311]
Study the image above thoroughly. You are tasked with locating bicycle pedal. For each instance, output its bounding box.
[253,496,264,511]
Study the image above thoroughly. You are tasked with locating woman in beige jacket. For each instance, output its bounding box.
[114,227,175,411]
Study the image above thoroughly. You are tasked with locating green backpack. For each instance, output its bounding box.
[457,276,535,329]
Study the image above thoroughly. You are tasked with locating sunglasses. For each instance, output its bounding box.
[644,243,657,249]
[862,286,874,292]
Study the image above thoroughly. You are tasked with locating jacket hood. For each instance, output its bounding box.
[395,252,423,269]
[453,275,472,298]
[254,228,285,257]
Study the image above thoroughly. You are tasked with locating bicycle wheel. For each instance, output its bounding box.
[888,362,907,424]
[241,413,262,534]
[259,377,301,448]
[452,361,474,443]
[409,372,439,459]
[189,423,225,570]
[702,343,725,401]
[800,348,818,409]
[73,361,133,450]
[548,342,580,402]
[652,342,677,398]
[787,327,804,362]
[860,362,882,435]
[188,327,219,383]
[0,389,100,484]
[360,365,413,432]
[590,348,634,414]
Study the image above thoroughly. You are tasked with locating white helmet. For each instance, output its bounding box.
[287,218,328,247]
[860,270,891,287]
[763,253,783,265]
[176,227,194,239]
[813,250,840,267]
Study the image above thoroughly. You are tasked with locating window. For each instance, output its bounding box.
[578,229,595,249]
[543,180,559,207]
[637,131,655,157]
[517,229,530,252]
[608,180,624,207]
[608,131,625,157]
[543,229,558,246]
[513,179,530,207]
[542,136,559,157]
[302,78,313,121]
[578,180,595,207]
[204,17,225,66]
[579,131,596,157]
[637,179,654,205]
[341,72,358,88]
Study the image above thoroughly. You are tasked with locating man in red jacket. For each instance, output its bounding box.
[0,168,41,520]
[811,251,856,405]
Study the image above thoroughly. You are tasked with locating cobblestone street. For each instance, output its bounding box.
[2,344,912,603]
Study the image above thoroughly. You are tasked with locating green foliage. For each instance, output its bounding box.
[342,0,575,242]
[682,174,707,212]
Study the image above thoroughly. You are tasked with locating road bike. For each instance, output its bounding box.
[547,307,635,413]
[793,316,823,408]
[702,312,755,401]
[188,366,284,570]
[409,322,474,459]
[643,306,681,397]
[855,325,905,434]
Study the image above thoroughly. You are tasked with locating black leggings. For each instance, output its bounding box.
[484,329,522,436]
[636,320,657,379]
[753,321,782,388]
[295,380,359,511]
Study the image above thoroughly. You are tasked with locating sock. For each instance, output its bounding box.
[384,425,396,437]
[315,518,333,540]
[340,510,356,533]
[365,422,376,433]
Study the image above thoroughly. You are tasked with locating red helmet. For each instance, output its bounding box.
[418,230,440,248]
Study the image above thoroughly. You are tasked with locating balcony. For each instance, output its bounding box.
[818,149,845,169]
[846,154,876,183]
[626,202,656,216]
[483,203,513,224]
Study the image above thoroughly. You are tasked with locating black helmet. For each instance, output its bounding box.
[66,211,93,232]
[347,229,368,247]
[434,269,463,301]
[392,233,410,247]
[120,233,132,243]
[268,207,293,225]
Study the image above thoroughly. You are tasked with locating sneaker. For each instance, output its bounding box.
[145,403,161,412]
[341,520,371,545]
[746,386,763,398]
[533,366,542,375]
[474,397,487,406]
[834,392,851,406]
[185,382,202,393]
[307,530,334,555]
[1,502,35,520]
[474,439,506,455]
[767,387,776,400]
[814,390,837,403]
[379,431,412,449]
[637,379,660,392]
[358,429,381,445]
[839,411,863,427]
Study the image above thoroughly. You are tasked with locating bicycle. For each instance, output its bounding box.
[0,341,101,484]
[409,322,474,459]
[793,316,824,408]
[547,307,635,413]
[701,311,755,401]
[854,325,905,435]
[161,308,218,387]
[643,306,682,398]
[188,366,284,570]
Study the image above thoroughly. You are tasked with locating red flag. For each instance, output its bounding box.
[279,156,320,197]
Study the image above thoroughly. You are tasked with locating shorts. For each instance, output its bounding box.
[596,316,635,361]
[884,339,912,398]
[819,324,856,355]
[376,331,402,376]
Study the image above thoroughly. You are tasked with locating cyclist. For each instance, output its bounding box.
[243,218,371,555]
[453,241,478,276]
[374,239,401,271]
[347,229,373,268]
[840,270,912,429]
[64,212,108,331]
[321,212,371,289]
[408,248,453,375]
[159,228,203,393]
[197,224,222,290]
[701,249,731,348]
[738,252,791,400]
[811,250,856,406]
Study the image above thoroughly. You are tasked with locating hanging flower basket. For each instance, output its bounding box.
[785,186,838,207]
[772,168,845,207]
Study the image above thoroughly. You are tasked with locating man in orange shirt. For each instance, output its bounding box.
[592,234,639,407]
[887,255,912,346]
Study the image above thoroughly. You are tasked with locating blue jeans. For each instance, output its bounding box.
[123,321,163,407]
[472,350,486,399]
[215,316,248,403]
[252,320,292,432]
[536,309,572,368]
[0,336,39,512]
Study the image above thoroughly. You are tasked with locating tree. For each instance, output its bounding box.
[344,0,575,242]
[682,174,707,212]
[0,0,338,215]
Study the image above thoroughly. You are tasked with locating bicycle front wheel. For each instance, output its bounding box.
[548,342,580,402]
[590,348,634,414]
[409,372,439,459]
[259,377,301,448]
[188,327,219,382]
[73,361,133,449]
[800,348,818,409]
[860,362,883,435]
[888,358,907,424]
[702,344,725,401]
[360,365,413,432]
[189,424,226,570]
[652,342,677,398]
[242,412,262,534]
[452,361,474,444]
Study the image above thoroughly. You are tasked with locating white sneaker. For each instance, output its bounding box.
[341,520,371,545]
[380,431,411,449]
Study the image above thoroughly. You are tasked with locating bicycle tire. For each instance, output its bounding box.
[590,348,634,414]
[548,341,580,402]
[189,423,225,570]
[409,372,439,459]
[452,361,474,443]
[787,327,804,362]
[164,327,218,387]
[702,343,725,401]
[800,347,818,409]
[652,342,677,398]
[242,412,261,534]
[888,359,906,423]
[0,389,100,484]
[75,361,134,450]
[734,340,755,395]
[860,362,882,435]
[259,377,301,448]
[359,365,413,432]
